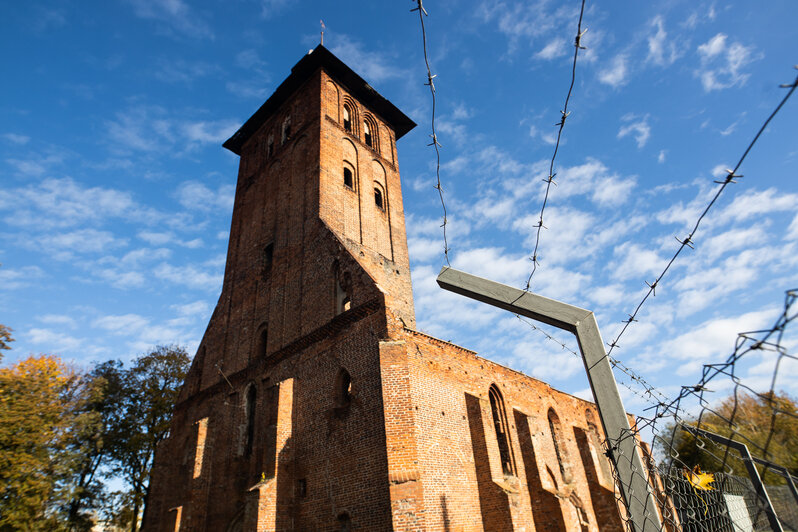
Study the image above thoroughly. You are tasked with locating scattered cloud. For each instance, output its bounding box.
[658,150,666,163]
[696,33,758,91]
[175,181,234,212]
[617,114,651,148]
[330,35,405,83]
[0,266,46,290]
[153,58,219,84]
[598,54,628,87]
[125,0,213,39]
[535,38,568,60]
[2,133,30,145]
[646,16,681,66]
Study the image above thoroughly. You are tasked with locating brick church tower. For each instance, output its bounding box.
[144,46,626,531]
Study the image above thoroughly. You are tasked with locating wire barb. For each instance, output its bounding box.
[412,0,450,266]
[524,0,587,291]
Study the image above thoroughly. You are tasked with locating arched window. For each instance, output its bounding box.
[363,115,379,152]
[262,243,273,280]
[267,134,274,157]
[337,512,352,532]
[281,117,291,144]
[335,368,352,408]
[255,323,268,360]
[489,384,515,476]
[244,384,257,456]
[343,167,354,189]
[343,105,352,132]
[363,120,372,147]
[333,262,352,315]
[548,408,571,482]
[373,184,384,211]
[586,409,612,483]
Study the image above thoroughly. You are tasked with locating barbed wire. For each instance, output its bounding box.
[411,0,450,266]
[604,287,798,531]
[524,0,588,291]
[605,69,798,360]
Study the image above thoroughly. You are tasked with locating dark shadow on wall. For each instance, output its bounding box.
[573,427,624,531]
[513,410,567,532]
[465,393,514,532]
[440,494,451,532]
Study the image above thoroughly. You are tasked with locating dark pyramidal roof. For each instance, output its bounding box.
[223,44,416,155]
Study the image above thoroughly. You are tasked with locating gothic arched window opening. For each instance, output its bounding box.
[244,384,257,456]
[489,384,515,476]
[343,167,354,189]
[267,134,274,157]
[255,323,268,360]
[363,120,372,147]
[334,266,352,315]
[374,184,384,211]
[343,105,352,132]
[281,117,291,144]
[262,243,274,280]
[548,408,571,482]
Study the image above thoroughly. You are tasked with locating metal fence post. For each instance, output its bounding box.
[437,267,663,531]
[681,425,784,531]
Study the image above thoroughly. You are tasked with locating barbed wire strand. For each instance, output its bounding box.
[605,69,798,360]
[412,0,450,266]
[524,0,588,291]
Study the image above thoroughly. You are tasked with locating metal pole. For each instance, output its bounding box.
[751,456,798,505]
[681,425,783,531]
[437,266,663,532]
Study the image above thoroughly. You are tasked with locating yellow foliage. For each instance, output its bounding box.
[683,465,715,491]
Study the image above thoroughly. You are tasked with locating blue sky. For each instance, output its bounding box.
[2,0,797,421]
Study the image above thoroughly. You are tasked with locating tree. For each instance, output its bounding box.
[106,345,189,532]
[659,391,798,485]
[0,355,79,531]
[64,360,128,531]
[0,324,13,360]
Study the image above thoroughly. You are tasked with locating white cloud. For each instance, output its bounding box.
[658,150,666,163]
[92,313,150,333]
[35,229,125,259]
[646,16,681,66]
[3,133,30,145]
[154,262,222,290]
[696,33,757,91]
[27,328,83,352]
[172,300,211,317]
[182,120,239,144]
[175,181,235,212]
[330,35,405,83]
[617,114,651,148]
[611,242,668,281]
[535,38,568,60]
[125,0,213,39]
[598,54,628,87]
[0,266,46,290]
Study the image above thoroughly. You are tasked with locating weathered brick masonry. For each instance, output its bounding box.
[143,45,625,531]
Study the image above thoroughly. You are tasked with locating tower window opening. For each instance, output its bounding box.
[267,135,274,157]
[363,121,372,147]
[281,117,291,144]
[343,105,352,132]
[262,243,274,279]
[244,384,257,456]
[337,512,352,532]
[343,167,354,189]
[374,186,384,210]
[489,385,515,476]
[336,368,352,408]
[255,324,268,360]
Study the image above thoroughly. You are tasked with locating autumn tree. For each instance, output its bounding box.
[660,391,798,485]
[0,355,79,531]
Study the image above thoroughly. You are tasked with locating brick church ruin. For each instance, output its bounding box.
[144,45,625,531]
